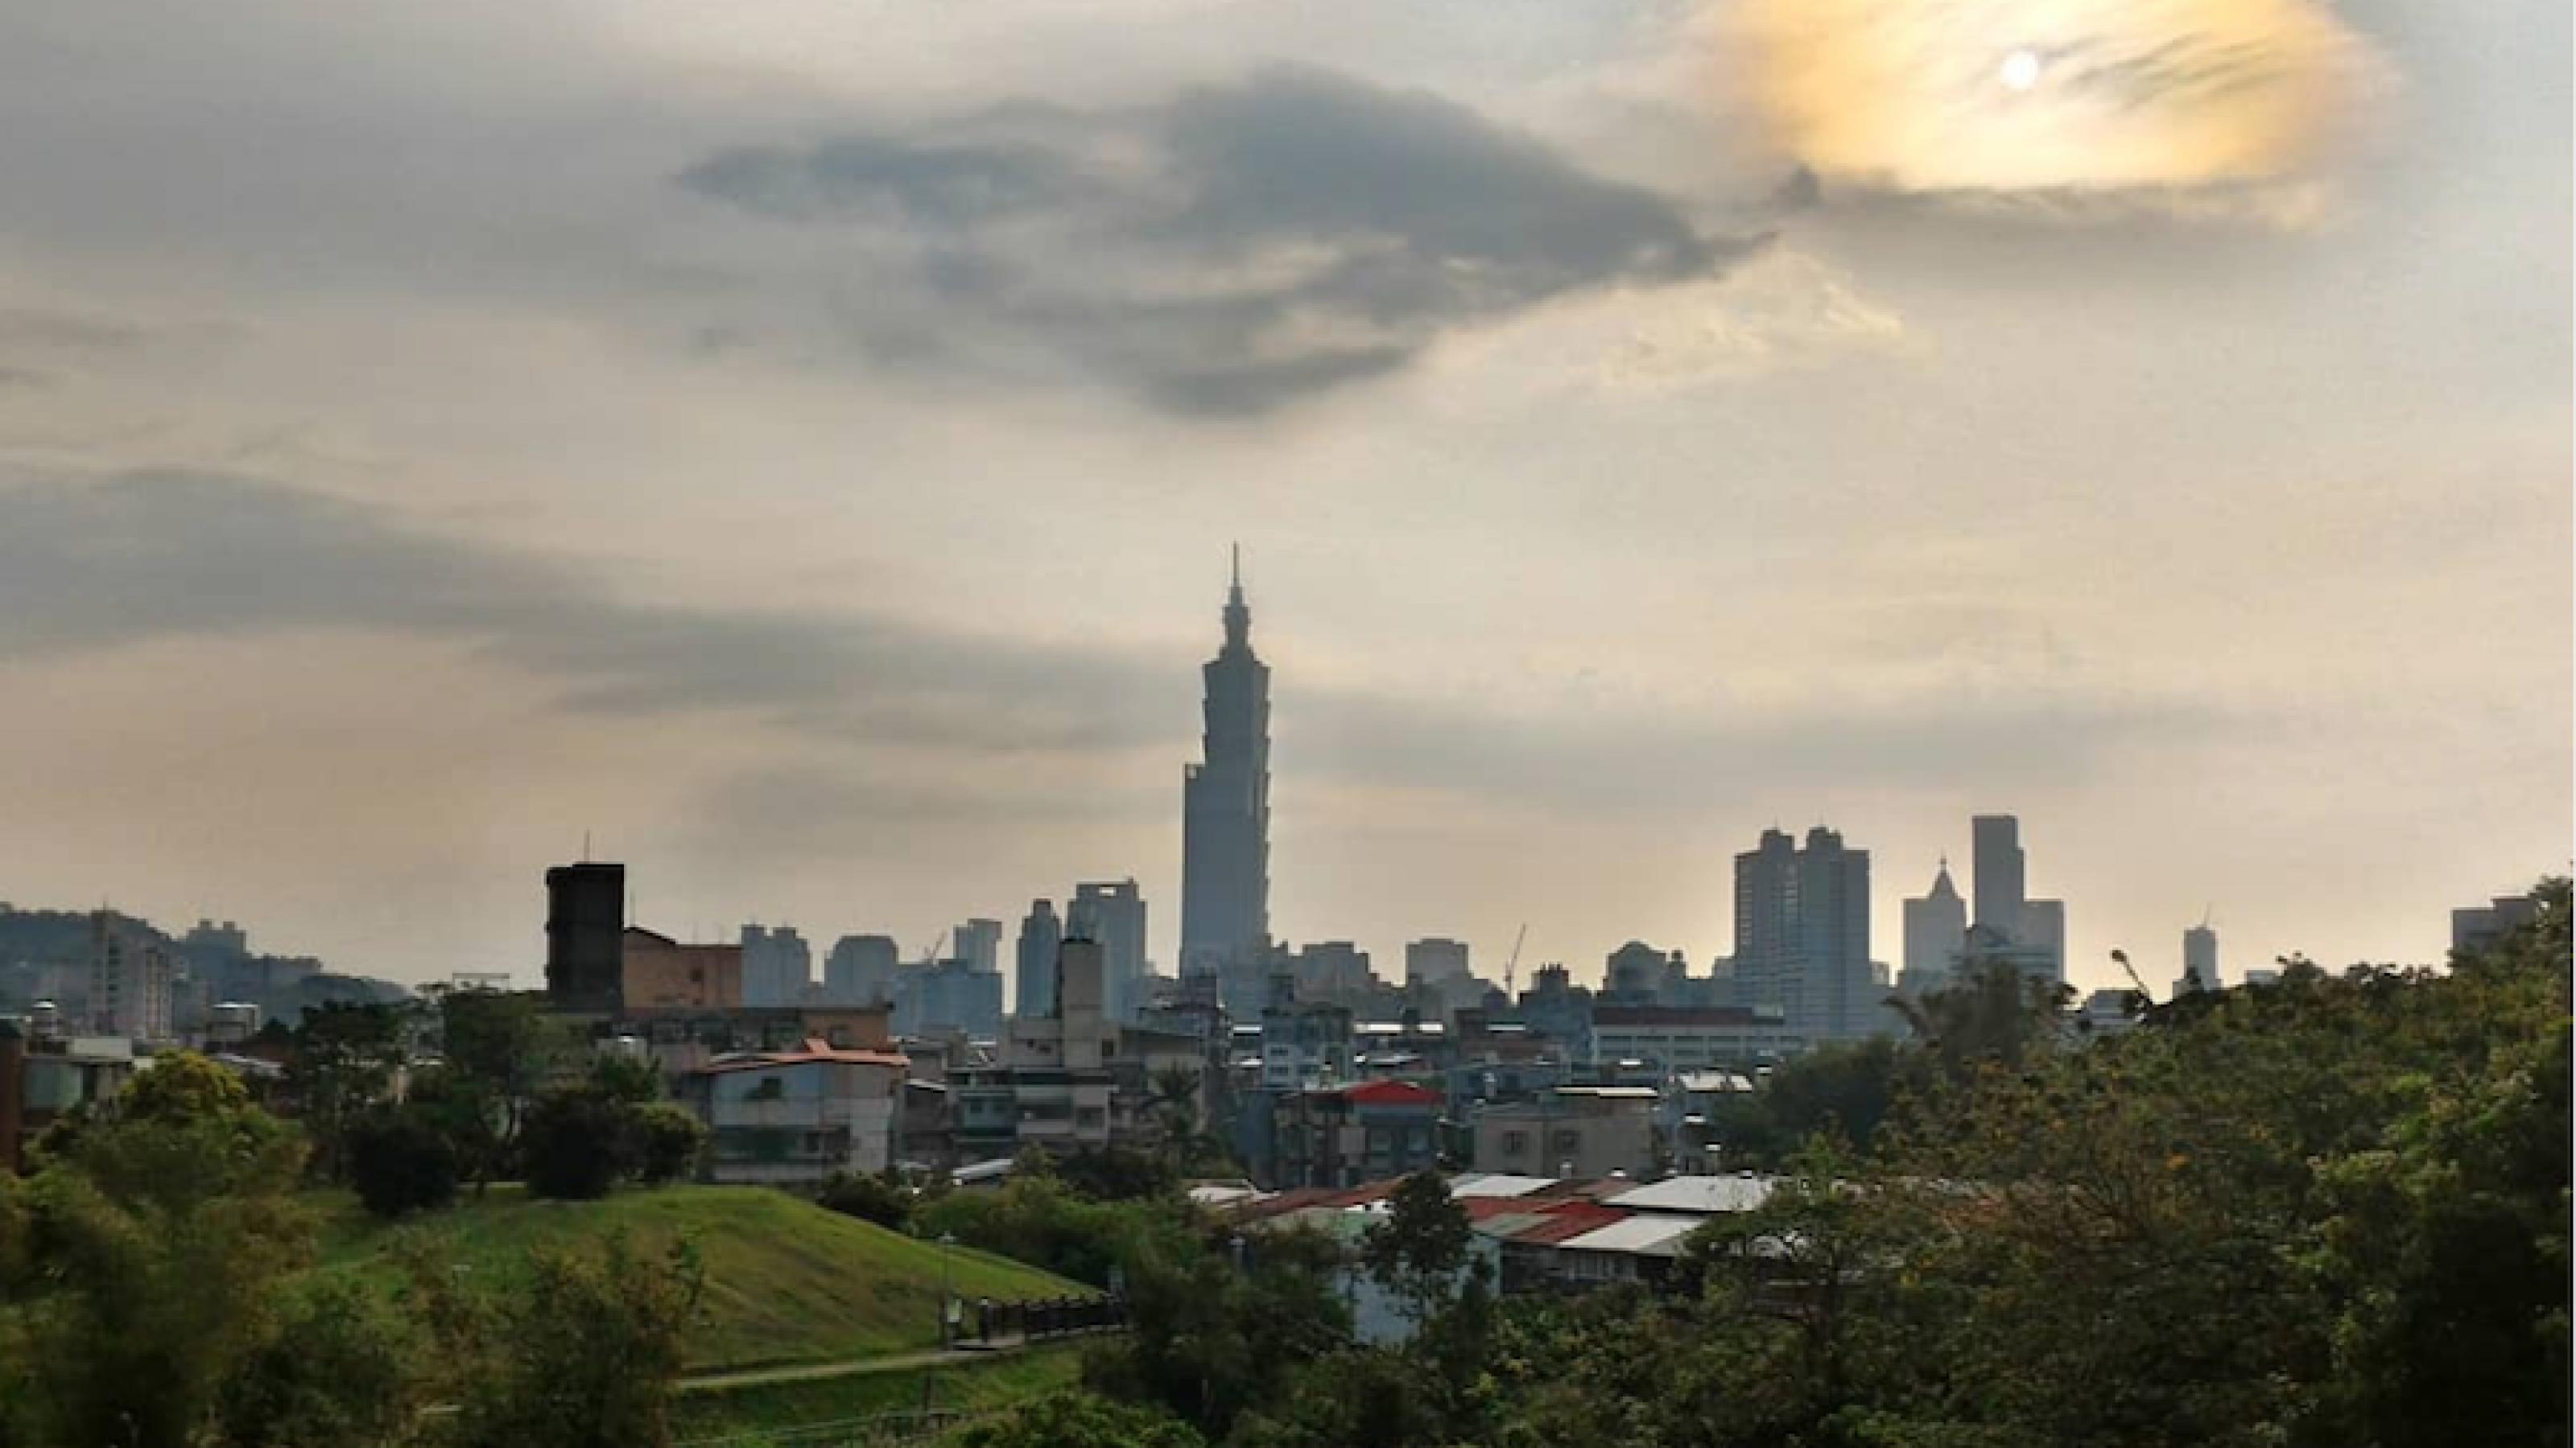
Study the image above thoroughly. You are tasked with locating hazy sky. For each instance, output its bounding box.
[1,0,2565,998]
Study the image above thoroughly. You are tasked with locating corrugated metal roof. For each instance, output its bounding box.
[1553,1213,1706,1257]
[1450,1173,1560,1198]
[1603,1175,1776,1215]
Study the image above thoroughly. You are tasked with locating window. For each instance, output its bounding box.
[1501,1130,1528,1157]
[1551,1129,1581,1154]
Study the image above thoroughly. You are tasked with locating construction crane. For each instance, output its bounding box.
[919,928,949,966]
[1502,923,1528,999]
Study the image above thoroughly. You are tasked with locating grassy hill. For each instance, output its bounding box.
[313,1185,1085,1372]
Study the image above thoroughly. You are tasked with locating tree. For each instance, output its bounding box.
[630,1102,708,1186]
[436,988,555,1192]
[345,1104,463,1218]
[1893,955,2070,1079]
[444,1231,704,1448]
[214,1273,428,1448]
[1360,1170,1472,1332]
[0,1096,314,1448]
[119,1050,254,1124]
[940,1390,1203,1448]
[285,1000,407,1181]
[520,1086,638,1200]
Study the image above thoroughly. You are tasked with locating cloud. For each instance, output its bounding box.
[0,468,2224,828]
[678,66,1767,416]
[0,468,1175,753]
[1724,0,2387,220]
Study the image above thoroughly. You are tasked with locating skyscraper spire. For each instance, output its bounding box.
[1222,545,1251,652]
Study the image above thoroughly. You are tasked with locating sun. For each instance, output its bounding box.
[2000,48,2043,92]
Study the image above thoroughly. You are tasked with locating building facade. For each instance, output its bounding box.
[88,912,171,1041]
[1898,860,1967,999]
[1405,938,1471,987]
[740,926,812,1008]
[824,934,900,1007]
[683,1041,907,1186]
[544,861,625,1012]
[620,927,743,1011]
[1014,900,1063,1020]
[1068,880,1148,1022]
[1180,550,1271,978]
[1472,1087,1657,1180]
[1970,815,2066,984]
[1732,827,1876,1042]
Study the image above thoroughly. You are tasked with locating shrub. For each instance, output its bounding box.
[521,1087,635,1201]
[630,1103,707,1186]
[817,1170,913,1230]
[345,1107,461,1219]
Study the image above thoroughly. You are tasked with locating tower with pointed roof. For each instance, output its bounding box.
[1899,856,1968,1000]
[1181,547,1272,980]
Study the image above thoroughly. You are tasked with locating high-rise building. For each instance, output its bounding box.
[1069,880,1148,1021]
[1970,816,2025,944]
[824,934,900,1006]
[954,918,1004,976]
[1899,860,1967,998]
[1732,826,1876,1042]
[545,861,625,1012]
[741,925,812,1007]
[1405,938,1470,987]
[1015,901,1063,1018]
[1181,548,1271,977]
[2178,922,2220,993]
[1967,815,2065,985]
[88,911,171,1041]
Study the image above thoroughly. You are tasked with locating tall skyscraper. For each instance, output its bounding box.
[741,925,811,1006]
[1732,826,1876,1041]
[1069,879,1148,1021]
[1015,900,1063,1019]
[1899,860,1967,998]
[824,934,900,1005]
[1181,548,1271,977]
[1968,814,2066,984]
[1970,816,2025,944]
[2181,922,2220,992]
[954,918,1004,976]
[544,861,625,1012]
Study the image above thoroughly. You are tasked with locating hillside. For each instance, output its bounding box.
[315,1185,1087,1372]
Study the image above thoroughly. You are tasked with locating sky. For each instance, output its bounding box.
[0,0,2565,1000]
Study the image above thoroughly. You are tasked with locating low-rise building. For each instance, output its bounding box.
[1263,1079,1443,1188]
[1471,1086,1657,1180]
[682,1038,908,1186]
[1588,1005,1802,1071]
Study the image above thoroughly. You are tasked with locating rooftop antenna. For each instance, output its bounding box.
[582,830,592,863]
[1231,541,1241,588]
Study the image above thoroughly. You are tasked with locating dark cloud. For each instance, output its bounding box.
[678,66,1764,417]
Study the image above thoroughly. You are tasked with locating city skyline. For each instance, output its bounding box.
[0,0,2562,996]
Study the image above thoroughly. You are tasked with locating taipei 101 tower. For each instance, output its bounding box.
[1180,547,1271,976]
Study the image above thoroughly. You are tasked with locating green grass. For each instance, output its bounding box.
[668,1343,1087,1442]
[312,1185,1086,1372]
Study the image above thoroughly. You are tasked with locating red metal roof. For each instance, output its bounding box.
[1500,1202,1631,1246]
[1338,1079,1441,1107]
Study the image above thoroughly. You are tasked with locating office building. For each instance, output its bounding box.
[1014,901,1063,1019]
[824,934,900,1006]
[954,918,1004,976]
[1068,880,1148,1021]
[620,928,742,1010]
[1898,860,1967,998]
[1966,815,2066,985]
[2182,922,2220,992]
[544,861,626,1012]
[1406,938,1471,988]
[1181,549,1271,976]
[88,912,172,1042]
[2453,893,2541,956]
[1732,826,1876,1042]
[740,925,812,1008]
